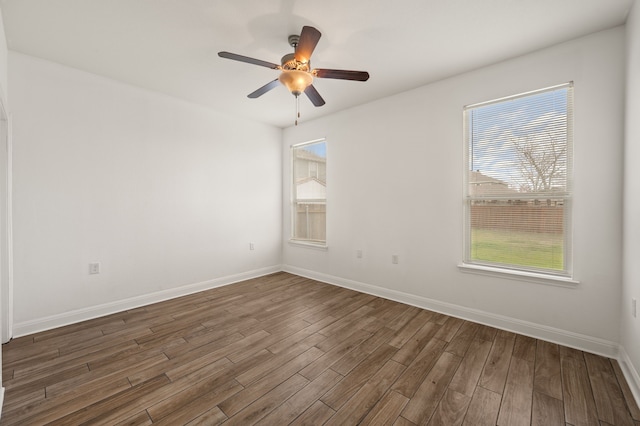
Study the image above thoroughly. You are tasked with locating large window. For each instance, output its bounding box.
[463,83,573,277]
[291,139,326,245]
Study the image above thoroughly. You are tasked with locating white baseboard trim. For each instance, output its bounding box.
[618,346,640,410]
[12,265,281,338]
[282,265,620,358]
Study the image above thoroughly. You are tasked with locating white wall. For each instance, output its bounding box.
[622,0,640,402]
[0,8,7,104]
[283,27,625,356]
[9,52,282,334]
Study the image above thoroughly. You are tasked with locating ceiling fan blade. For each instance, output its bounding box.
[248,79,281,98]
[304,84,326,107]
[295,26,321,62]
[314,69,370,81]
[218,51,279,69]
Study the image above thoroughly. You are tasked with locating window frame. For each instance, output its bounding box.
[462,83,574,280]
[290,138,327,248]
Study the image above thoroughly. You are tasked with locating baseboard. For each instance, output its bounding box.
[282,265,620,358]
[12,265,281,338]
[10,263,625,361]
[0,386,4,420]
[618,346,640,410]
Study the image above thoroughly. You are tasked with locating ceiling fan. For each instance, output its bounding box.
[218,26,369,124]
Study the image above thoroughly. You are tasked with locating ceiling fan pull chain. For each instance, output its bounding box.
[295,95,300,126]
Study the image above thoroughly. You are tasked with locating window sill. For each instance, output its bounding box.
[457,263,579,288]
[288,240,328,251]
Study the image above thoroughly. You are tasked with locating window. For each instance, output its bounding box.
[291,139,326,245]
[463,83,573,277]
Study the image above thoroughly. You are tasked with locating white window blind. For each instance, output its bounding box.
[463,83,573,276]
[292,139,326,245]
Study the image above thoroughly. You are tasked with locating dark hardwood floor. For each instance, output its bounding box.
[1,272,638,425]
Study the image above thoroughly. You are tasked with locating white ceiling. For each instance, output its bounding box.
[0,0,633,128]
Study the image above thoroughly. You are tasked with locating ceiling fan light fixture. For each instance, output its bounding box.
[278,70,313,97]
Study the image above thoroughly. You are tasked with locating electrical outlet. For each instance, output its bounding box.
[392,254,399,264]
[356,249,363,259]
[633,298,637,318]
[89,262,100,275]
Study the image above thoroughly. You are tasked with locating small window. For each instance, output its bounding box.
[291,139,326,245]
[463,83,573,277]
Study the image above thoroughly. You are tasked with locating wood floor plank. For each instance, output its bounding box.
[433,316,464,342]
[534,339,563,400]
[255,369,342,426]
[394,417,419,426]
[448,337,493,397]
[265,315,335,354]
[329,326,395,376]
[360,390,409,426]
[150,379,242,425]
[401,351,463,425]
[387,306,422,331]
[236,338,324,387]
[0,387,44,416]
[561,349,600,426]
[146,369,238,421]
[224,373,310,425]
[48,375,171,425]
[1,375,132,425]
[478,329,516,394]
[320,343,398,410]
[2,272,639,426]
[388,310,431,348]
[324,359,406,425]
[164,331,269,380]
[513,334,537,363]
[218,346,324,418]
[289,400,336,426]
[183,406,228,425]
[47,353,169,397]
[391,337,448,398]
[114,410,153,425]
[532,390,565,426]
[298,329,371,381]
[475,324,499,342]
[315,312,374,352]
[446,321,480,357]
[428,388,471,426]
[4,363,90,399]
[583,352,635,426]
[463,386,502,426]
[497,356,535,426]
[392,321,441,366]
[611,359,640,421]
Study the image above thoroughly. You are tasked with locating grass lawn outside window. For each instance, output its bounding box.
[470,228,564,271]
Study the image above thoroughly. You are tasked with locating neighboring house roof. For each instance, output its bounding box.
[468,170,518,197]
[296,177,326,200]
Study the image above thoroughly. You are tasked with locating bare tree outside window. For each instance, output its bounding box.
[512,133,567,193]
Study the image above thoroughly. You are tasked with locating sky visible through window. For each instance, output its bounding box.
[301,142,326,158]
[469,87,568,193]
